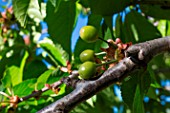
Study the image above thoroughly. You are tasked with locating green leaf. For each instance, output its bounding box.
[39,41,68,66]
[88,0,131,16]
[45,1,76,58]
[133,85,145,113]
[141,4,170,20]
[27,0,43,22]
[0,45,26,80]
[71,102,94,113]
[157,20,167,37]
[148,67,162,88]
[1,51,28,87]
[78,0,89,8]
[13,79,37,96]
[104,28,113,40]
[140,71,151,94]
[133,71,151,113]
[95,86,116,113]
[36,69,53,89]
[1,69,12,88]
[13,0,30,26]
[146,86,159,101]
[23,59,47,80]
[20,51,29,80]
[166,20,170,36]
[101,27,113,48]
[121,69,150,112]
[123,10,161,43]
[115,14,126,39]
[71,86,115,113]
[49,0,62,12]
[87,14,103,30]
[115,14,122,38]
[86,95,96,107]
[57,83,66,96]
[103,16,114,38]
[49,0,57,6]
[121,70,139,109]
[2,66,21,87]
[147,55,163,88]
[13,0,42,26]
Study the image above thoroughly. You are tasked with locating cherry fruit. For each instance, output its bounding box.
[79,25,98,43]
[78,61,96,79]
[80,49,95,62]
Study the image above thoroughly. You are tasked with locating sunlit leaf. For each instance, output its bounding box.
[2,66,21,87]
[27,0,43,23]
[36,69,53,89]
[86,95,96,107]
[57,84,66,95]
[39,41,68,66]
[13,79,37,96]
[157,20,166,37]
[13,0,42,26]
[1,51,28,87]
[167,20,170,36]
[20,51,29,80]
[13,0,30,26]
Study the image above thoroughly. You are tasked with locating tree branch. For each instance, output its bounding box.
[37,36,170,113]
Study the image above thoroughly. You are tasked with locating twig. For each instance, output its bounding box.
[18,71,79,102]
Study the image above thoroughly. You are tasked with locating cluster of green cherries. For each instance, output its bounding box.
[78,25,101,79]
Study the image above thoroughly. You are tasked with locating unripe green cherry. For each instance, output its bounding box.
[80,49,95,62]
[78,61,96,79]
[79,25,98,43]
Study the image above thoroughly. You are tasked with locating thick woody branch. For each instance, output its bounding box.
[125,36,170,62]
[38,37,170,113]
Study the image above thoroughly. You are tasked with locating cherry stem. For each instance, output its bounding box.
[0,91,11,98]
[95,52,107,56]
[98,37,117,49]
[98,37,109,44]
[96,59,118,67]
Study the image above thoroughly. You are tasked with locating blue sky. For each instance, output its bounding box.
[71,14,88,51]
[0,0,11,12]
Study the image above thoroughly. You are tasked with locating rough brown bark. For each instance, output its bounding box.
[37,37,170,113]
